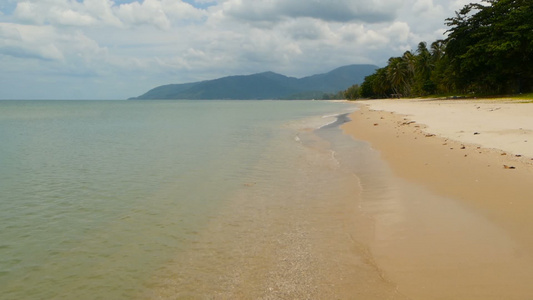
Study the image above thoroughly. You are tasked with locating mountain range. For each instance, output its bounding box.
[130,64,378,100]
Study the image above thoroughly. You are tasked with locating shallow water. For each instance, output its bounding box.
[148,110,408,299]
[1,100,385,299]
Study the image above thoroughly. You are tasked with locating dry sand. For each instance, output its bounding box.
[356,98,533,158]
[342,98,533,299]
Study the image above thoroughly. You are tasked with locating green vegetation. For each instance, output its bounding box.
[343,84,361,100]
[351,0,533,99]
[513,93,533,100]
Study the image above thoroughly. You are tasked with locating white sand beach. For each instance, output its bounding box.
[341,98,533,299]
[356,98,533,158]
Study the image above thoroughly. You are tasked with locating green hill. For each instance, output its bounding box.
[130,64,377,100]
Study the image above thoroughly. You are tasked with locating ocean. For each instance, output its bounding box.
[1,100,402,299]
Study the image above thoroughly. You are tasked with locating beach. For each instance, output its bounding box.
[341,98,533,299]
[3,99,533,299]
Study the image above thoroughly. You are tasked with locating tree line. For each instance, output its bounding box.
[345,0,533,100]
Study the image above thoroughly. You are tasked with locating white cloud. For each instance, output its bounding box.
[83,0,124,26]
[0,0,484,99]
[160,0,207,19]
[15,1,100,26]
[220,0,403,25]
[281,18,329,41]
[114,0,171,29]
[0,23,65,61]
[413,0,433,13]
[13,0,205,29]
[0,21,112,77]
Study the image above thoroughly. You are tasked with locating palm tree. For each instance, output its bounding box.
[402,51,416,76]
[430,40,446,62]
[374,68,391,98]
[416,42,432,76]
[429,40,450,94]
[387,57,408,97]
[401,51,416,95]
[415,42,433,94]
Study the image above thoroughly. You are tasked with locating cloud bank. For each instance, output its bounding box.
[0,0,482,99]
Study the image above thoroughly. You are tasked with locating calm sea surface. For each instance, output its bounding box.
[0,100,359,299]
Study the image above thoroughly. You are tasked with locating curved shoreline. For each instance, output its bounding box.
[341,99,533,299]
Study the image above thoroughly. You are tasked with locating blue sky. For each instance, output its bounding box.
[0,0,479,99]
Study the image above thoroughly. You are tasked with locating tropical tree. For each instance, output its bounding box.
[374,67,392,97]
[343,84,361,100]
[402,51,416,95]
[445,0,533,93]
[359,68,392,98]
[359,73,377,98]
[426,40,452,94]
[430,40,445,62]
[413,42,434,95]
[387,57,408,97]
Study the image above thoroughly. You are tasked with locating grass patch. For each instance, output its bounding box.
[422,93,533,102]
[510,93,533,100]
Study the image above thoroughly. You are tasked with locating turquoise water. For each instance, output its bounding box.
[0,100,356,299]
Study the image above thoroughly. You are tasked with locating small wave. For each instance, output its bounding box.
[329,150,340,167]
[322,113,341,119]
[316,113,339,128]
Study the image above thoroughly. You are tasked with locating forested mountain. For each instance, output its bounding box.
[130,64,377,100]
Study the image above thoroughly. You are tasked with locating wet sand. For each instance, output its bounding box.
[342,99,533,299]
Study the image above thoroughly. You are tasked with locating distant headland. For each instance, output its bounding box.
[129,64,377,100]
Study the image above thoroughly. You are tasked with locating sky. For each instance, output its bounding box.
[0,0,481,100]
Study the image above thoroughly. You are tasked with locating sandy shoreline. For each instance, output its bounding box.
[341,98,533,299]
[342,98,533,229]
[147,99,533,299]
[353,98,533,158]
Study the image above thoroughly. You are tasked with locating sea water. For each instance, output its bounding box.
[0,100,373,299]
